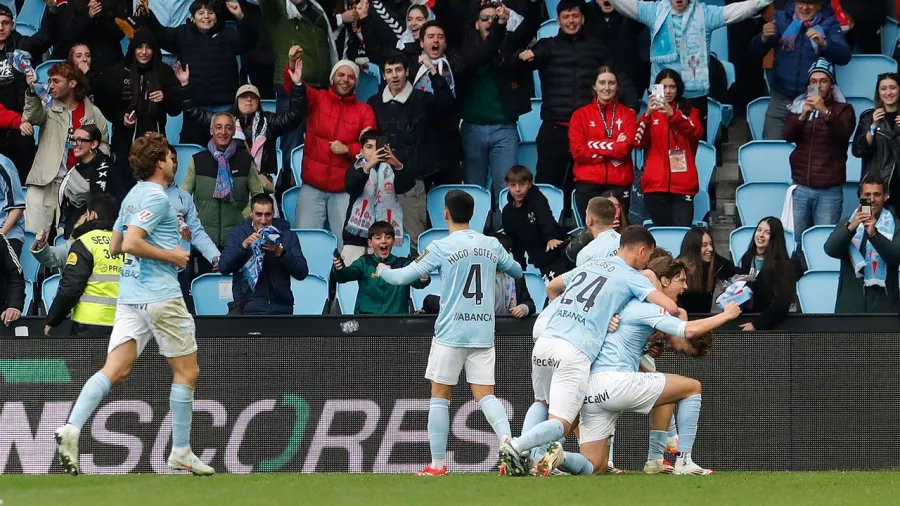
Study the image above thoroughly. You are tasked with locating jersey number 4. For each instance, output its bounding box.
[560,272,607,312]
[463,264,484,306]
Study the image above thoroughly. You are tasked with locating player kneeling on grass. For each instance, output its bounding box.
[536,254,740,476]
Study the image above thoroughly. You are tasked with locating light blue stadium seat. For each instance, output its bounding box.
[517,142,538,173]
[738,140,794,183]
[260,99,276,114]
[356,64,381,103]
[336,279,359,314]
[721,61,736,91]
[696,141,716,191]
[802,226,838,271]
[23,281,33,315]
[846,97,874,119]
[797,270,838,314]
[835,55,897,100]
[572,189,583,228]
[537,19,558,39]
[426,185,491,232]
[418,228,449,260]
[650,227,691,255]
[53,234,66,247]
[411,273,441,311]
[42,274,60,311]
[706,98,722,145]
[291,275,328,315]
[842,182,860,219]
[21,232,40,282]
[191,273,232,315]
[15,22,36,37]
[735,182,790,228]
[281,186,300,228]
[710,26,728,62]
[524,272,547,313]
[166,112,183,144]
[393,233,412,258]
[747,97,768,141]
[532,70,541,99]
[34,59,62,84]
[18,0,44,28]
[276,148,283,177]
[498,184,564,222]
[292,229,337,280]
[517,99,542,143]
[172,144,203,187]
[290,144,304,187]
[693,190,711,226]
[523,252,542,276]
[846,144,861,183]
[729,226,795,265]
[882,17,898,57]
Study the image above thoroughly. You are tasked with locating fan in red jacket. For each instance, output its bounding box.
[569,65,637,223]
[636,70,704,227]
[0,104,22,132]
[283,48,377,246]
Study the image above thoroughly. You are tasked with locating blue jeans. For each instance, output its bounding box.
[792,185,843,247]
[294,184,350,249]
[460,122,518,228]
[276,88,306,186]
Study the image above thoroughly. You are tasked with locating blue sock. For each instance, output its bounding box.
[67,372,112,430]
[668,415,678,439]
[428,398,450,468]
[561,451,594,475]
[522,402,548,435]
[513,419,564,452]
[647,430,666,461]
[170,384,194,450]
[478,395,511,439]
[676,394,702,455]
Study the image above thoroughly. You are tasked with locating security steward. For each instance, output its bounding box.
[44,195,123,337]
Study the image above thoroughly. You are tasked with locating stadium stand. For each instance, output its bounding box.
[498,184,564,222]
[291,229,337,281]
[426,185,491,233]
[738,141,794,183]
[523,272,547,313]
[802,226,839,271]
[797,270,839,314]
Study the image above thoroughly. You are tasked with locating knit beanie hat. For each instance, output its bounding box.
[330,60,360,82]
[808,58,836,83]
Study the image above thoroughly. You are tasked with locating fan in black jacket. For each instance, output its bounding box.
[0,232,25,324]
[48,0,124,71]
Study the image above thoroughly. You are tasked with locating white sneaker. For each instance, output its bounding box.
[498,438,527,477]
[533,441,564,477]
[673,453,713,475]
[167,448,216,476]
[643,458,674,474]
[607,461,625,474]
[55,425,80,476]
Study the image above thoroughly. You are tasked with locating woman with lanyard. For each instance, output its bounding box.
[568,65,638,224]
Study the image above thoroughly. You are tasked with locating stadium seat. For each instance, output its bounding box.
[517,99,542,143]
[356,64,381,103]
[260,99,276,114]
[42,274,60,310]
[292,229,338,280]
[729,226,795,265]
[18,0,44,28]
[801,226,839,271]
[517,142,538,172]
[738,141,794,183]
[721,61,736,92]
[53,234,66,247]
[696,141,716,191]
[735,182,790,227]
[846,97,874,119]
[882,17,898,57]
[172,144,203,187]
[336,279,359,314]
[524,272,547,313]
[191,273,233,315]
[23,281,32,315]
[20,232,39,282]
[537,19,558,39]
[290,144,304,187]
[706,98,722,145]
[571,189,584,228]
[747,97,768,141]
[710,26,728,62]
[281,186,300,228]
[393,233,412,258]
[120,36,129,55]
[411,273,441,311]
[275,148,283,177]
[418,228,448,259]
[797,270,838,314]
[498,184,564,222]
[846,144,861,183]
[523,252,542,276]
[34,59,62,84]
[166,113,183,144]
[835,55,897,100]
[532,70,541,99]
[693,190,711,226]
[426,185,491,232]
[15,22,36,37]
[650,227,690,255]
[291,275,328,315]
[842,182,860,219]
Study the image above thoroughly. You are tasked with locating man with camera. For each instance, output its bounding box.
[823,175,900,314]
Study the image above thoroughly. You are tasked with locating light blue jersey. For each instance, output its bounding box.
[591,300,687,374]
[0,158,25,244]
[576,229,620,266]
[380,229,523,347]
[114,181,184,305]
[542,256,656,361]
[167,184,220,263]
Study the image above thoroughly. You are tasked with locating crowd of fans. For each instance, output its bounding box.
[0,0,896,329]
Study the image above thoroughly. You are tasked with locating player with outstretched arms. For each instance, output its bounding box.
[499,226,679,475]
[55,133,214,476]
[376,190,524,476]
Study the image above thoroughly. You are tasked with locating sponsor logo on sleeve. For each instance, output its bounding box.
[65,253,77,266]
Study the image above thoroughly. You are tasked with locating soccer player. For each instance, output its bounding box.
[55,134,214,476]
[575,197,622,266]
[376,189,524,476]
[538,254,741,477]
[499,226,679,475]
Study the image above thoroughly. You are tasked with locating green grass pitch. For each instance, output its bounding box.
[3,472,900,506]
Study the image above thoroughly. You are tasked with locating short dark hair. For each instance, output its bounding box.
[505,165,533,184]
[493,232,512,252]
[383,50,409,71]
[419,20,445,43]
[619,225,656,250]
[586,197,616,226]
[359,129,380,145]
[860,174,887,195]
[556,0,584,16]
[250,193,275,211]
[87,193,118,221]
[445,189,474,224]
[368,221,395,239]
[189,0,217,17]
[129,132,169,181]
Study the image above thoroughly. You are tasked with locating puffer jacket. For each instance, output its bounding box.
[784,98,856,189]
[570,99,637,188]
[635,105,704,195]
[852,109,900,189]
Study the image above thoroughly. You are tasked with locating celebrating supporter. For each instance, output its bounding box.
[852,73,900,199]
[58,125,122,238]
[841,0,887,55]
[587,0,650,95]
[23,62,109,236]
[48,0,124,71]
[0,231,24,324]
[824,176,900,314]
[635,70,703,227]
[87,28,181,190]
[334,0,367,66]
[333,220,429,315]
[218,193,309,316]
[784,58,855,246]
[501,165,568,279]
[359,1,432,67]
[737,217,796,331]
[677,227,735,313]
[569,65,637,223]
[0,141,24,257]
[749,0,850,140]
[67,43,93,74]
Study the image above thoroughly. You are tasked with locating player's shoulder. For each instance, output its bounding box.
[622,300,663,317]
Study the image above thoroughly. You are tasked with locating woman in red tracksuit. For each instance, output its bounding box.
[636,69,704,227]
[569,65,637,223]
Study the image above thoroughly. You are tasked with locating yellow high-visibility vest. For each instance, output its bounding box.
[71,229,123,326]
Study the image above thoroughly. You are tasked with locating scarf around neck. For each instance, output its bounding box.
[235,113,268,171]
[850,208,895,288]
[413,57,454,97]
[209,140,237,202]
[649,0,709,95]
[780,13,823,52]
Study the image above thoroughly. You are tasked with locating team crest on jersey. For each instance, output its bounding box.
[415,249,430,263]
[528,211,536,224]
[66,252,77,266]
[138,210,153,221]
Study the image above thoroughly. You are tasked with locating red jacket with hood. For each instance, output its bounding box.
[569,99,637,188]
[635,105,704,196]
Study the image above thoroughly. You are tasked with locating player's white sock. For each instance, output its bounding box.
[428,398,450,469]
[513,419,564,452]
[478,395,510,439]
[675,394,701,455]
[560,451,594,475]
[170,384,194,450]
[647,430,666,461]
[522,402,548,434]
[67,372,112,430]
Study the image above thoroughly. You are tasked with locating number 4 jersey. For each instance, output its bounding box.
[380,229,523,348]
[542,256,656,362]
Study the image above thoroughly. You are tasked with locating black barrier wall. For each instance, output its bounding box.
[2,316,900,473]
